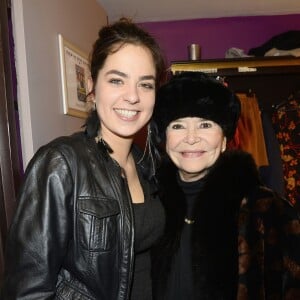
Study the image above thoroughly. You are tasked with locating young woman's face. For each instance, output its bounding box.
[166,117,227,182]
[92,43,156,141]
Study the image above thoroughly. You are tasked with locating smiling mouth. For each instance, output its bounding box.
[181,151,205,158]
[114,109,138,118]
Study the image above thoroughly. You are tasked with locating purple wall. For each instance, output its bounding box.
[139,14,300,66]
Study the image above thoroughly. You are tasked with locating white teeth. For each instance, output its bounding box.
[115,109,137,117]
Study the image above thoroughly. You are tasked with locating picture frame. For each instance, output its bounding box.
[58,34,91,118]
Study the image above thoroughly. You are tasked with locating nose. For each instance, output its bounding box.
[184,128,200,144]
[124,84,140,104]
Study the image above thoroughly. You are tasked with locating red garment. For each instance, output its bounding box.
[230,93,269,167]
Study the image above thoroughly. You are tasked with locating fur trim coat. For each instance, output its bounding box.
[152,150,300,300]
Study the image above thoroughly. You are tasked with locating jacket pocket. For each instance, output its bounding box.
[56,274,95,299]
[77,197,120,251]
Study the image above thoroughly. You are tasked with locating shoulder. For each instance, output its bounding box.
[45,131,91,152]
[39,131,93,156]
[216,150,260,183]
[25,132,95,172]
[202,150,261,200]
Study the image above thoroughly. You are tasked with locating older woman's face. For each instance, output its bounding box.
[166,117,226,182]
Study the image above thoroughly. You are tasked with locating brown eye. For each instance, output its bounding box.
[170,123,184,130]
[109,78,123,85]
[139,82,155,90]
[199,121,212,129]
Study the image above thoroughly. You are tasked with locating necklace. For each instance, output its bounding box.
[184,217,195,225]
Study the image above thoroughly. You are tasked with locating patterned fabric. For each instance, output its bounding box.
[272,98,300,213]
[238,188,300,299]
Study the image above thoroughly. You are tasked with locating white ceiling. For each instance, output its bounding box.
[97,0,300,23]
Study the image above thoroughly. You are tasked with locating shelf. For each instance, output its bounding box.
[171,56,300,76]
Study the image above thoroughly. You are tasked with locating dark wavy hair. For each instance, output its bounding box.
[84,18,166,138]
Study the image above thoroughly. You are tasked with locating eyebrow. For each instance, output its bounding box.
[105,69,155,81]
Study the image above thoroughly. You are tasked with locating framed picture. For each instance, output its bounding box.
[58,34,92,118]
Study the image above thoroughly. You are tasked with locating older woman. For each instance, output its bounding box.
[151,72,300,300]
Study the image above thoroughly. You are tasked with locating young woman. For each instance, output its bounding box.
[151,72,300,299]
[1,18,166,300]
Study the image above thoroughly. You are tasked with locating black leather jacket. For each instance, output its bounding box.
[1,132,159,299]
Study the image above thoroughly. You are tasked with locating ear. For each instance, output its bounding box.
[222,136,227,152]
[87,77,94,95]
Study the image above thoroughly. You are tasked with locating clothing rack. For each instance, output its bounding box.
[234,88,256,98]
[171,57,300,115]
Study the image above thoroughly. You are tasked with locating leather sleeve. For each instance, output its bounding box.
[1,145,74,299]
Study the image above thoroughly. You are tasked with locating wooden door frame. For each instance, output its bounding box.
[0,0,22,282]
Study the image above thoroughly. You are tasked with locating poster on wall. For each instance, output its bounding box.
[58,34,92,118]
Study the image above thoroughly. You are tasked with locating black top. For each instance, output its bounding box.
[164,175,204,300]
[130,183,165,300]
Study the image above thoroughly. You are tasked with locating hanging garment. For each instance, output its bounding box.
[259,111,285,197]
[272,98,300,212]
[234,93,269,168]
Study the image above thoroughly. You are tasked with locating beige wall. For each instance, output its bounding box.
[11,0,107,168]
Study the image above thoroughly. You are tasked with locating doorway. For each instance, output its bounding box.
[0,0,22,282]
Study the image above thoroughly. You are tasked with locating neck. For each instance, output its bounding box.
[179,168,209,182]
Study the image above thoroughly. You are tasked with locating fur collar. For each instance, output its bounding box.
[157,150,261,229]
[158,149,261,200]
